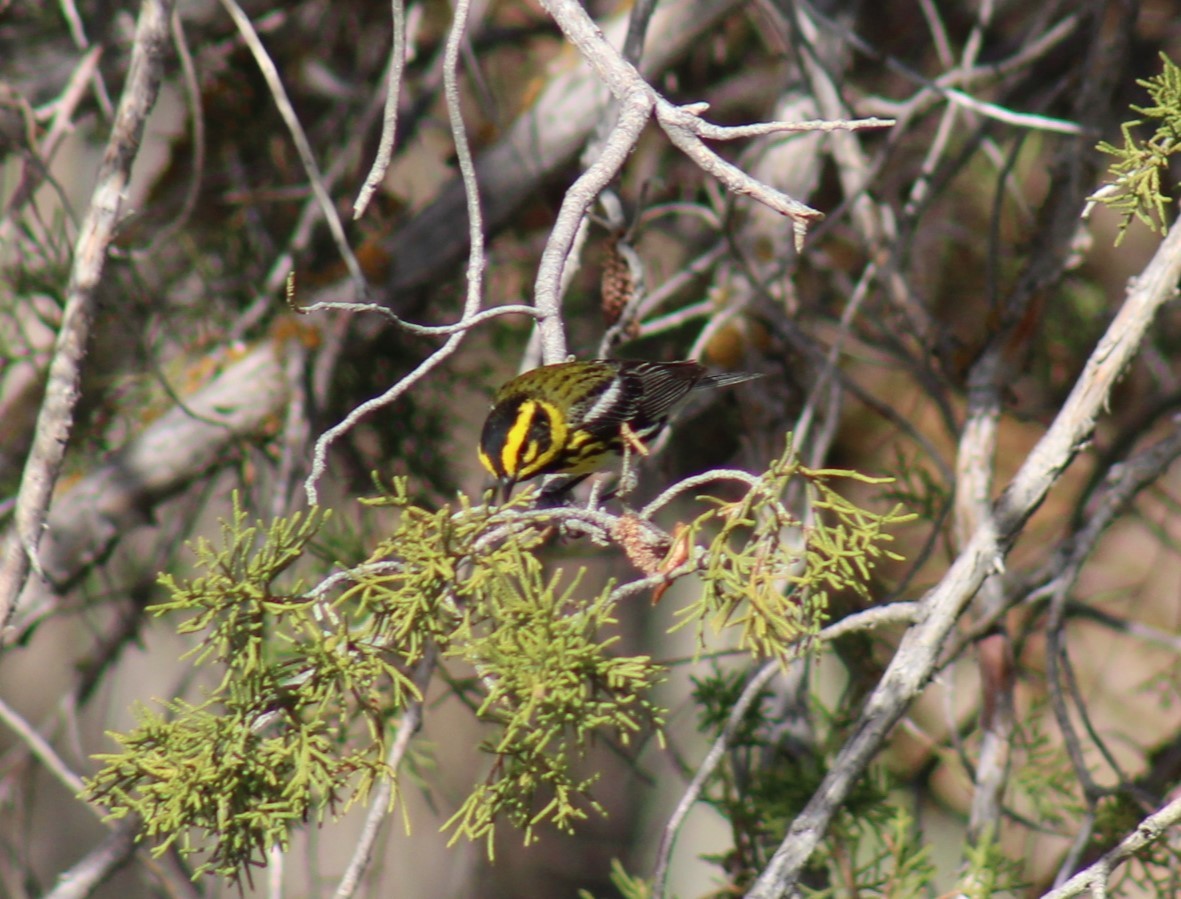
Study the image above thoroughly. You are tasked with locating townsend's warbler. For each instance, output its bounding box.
[478,359,761,498]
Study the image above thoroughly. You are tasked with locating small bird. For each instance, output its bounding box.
[478,359,761,499]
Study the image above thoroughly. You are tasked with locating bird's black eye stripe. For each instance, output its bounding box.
[518,402,554,466]
[480,397,567,480]
[527,406,552,445]
[479,397,531,477]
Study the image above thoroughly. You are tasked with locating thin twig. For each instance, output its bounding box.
[354,0,409,219]
[58,0,114,117]
[1046,601,1107,814]
[270,337,311,521]
[1039,795,1181,899]
[1,46,100,223]
[138,7,206,256]
[640,468,762,517]
[41,822,141,899]
[652,662,780,899]
[295,299,540,335]
[0,695,89,800]
[634,298,718,341]
[1053,812,1098,892]
[303,0,487,505]
[219,0,371,299]
[943,87,1082,134]
[441,0,487,313]
[689,113,895,141]
[332,649,437,899]
[0,0,174,633]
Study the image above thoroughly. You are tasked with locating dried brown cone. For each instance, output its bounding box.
[601,232,637,331]
[612,512,669,577]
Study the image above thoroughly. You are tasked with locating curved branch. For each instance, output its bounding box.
[354,0,410,219]
[1039,795,1181,899]
[532,91,651,363]
[383,0,745,293]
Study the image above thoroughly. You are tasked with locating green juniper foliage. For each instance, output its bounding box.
[1092,53,1181,243]
[954,826,1027,899]
[688,667,927,896]
[803,803,939,899]
[82,504,395,880]
[85,444,908,886]
[577,858,654,899]
[439,547,665,851]
[673,452,911,657]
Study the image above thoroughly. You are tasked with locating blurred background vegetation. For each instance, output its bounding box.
[3,0,1181,896]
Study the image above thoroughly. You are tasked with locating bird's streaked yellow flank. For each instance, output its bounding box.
[478,359,761,497]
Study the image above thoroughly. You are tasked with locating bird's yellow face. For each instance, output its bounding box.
[478,394,569,488]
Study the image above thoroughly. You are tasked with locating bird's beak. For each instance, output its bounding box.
[497,476,515,504]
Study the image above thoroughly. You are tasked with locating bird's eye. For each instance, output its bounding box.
[526,405,552,445]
